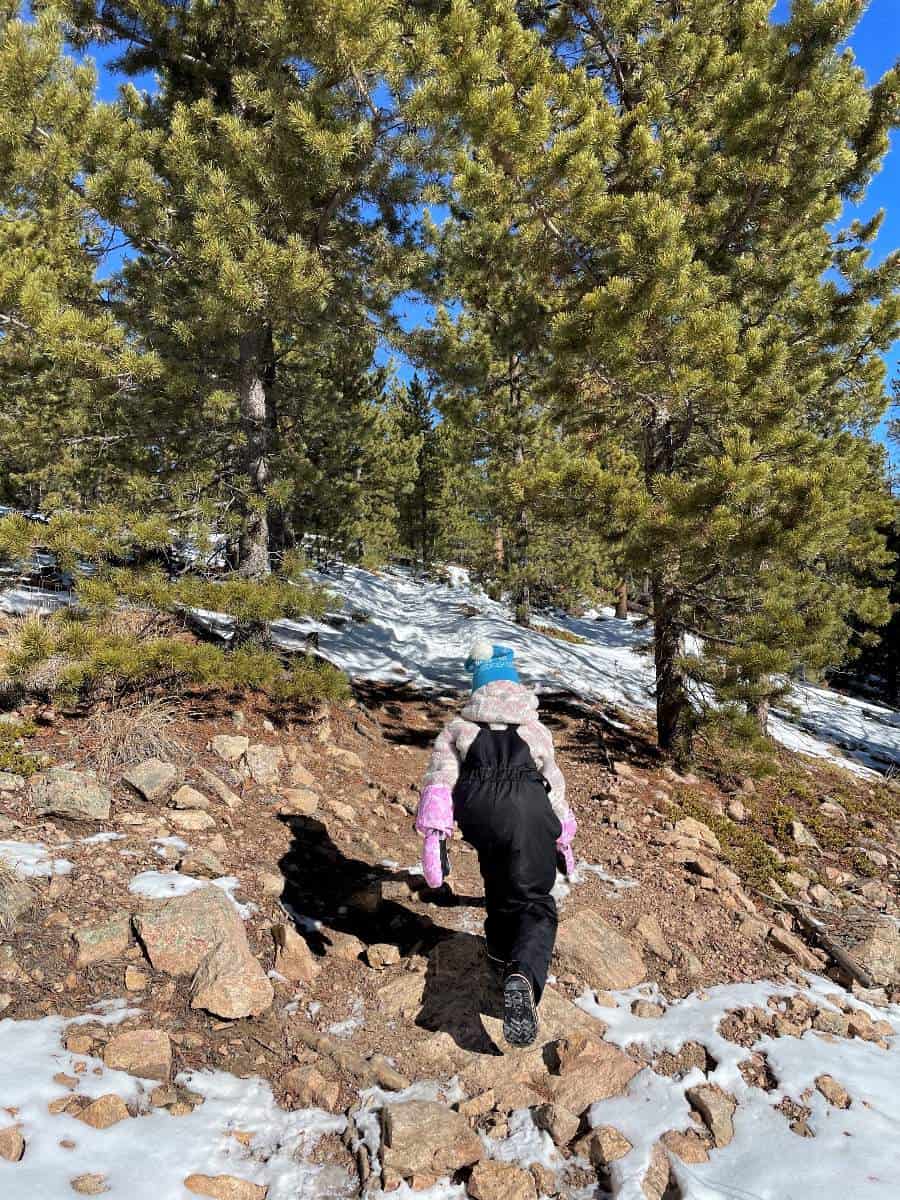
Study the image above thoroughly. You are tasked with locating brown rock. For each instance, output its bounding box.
[685,1084,736,1148]
[245,743,284,786]
[768,926,819,971]
[178,848,226,879]
[124,966,148,991]
[815,1074,850,1109]
[123,758,178,801]
[632,999,665,1019]
[30,768,112,821]
[726,798,747,822]
[574,1124,632,1166]
[171,810,216,832]
[555,910,645,990]
[812,1009,849,1037]
[172,785,210,811]
[641,1142,671,1200]
[287,761,317,789]
[366,943,401,970]
[325,746,364,772]
[532,1103,580,1147]
[70,1175,109,1194]
[0,1125,24,1162]
[133,884,245,975]
[195,766,242,809]
[632,914,672,962]
[283,1065,340,1112]
[210,735,249,764]
[674,818,720,852]
[844,912,900,987]
[279,788,319,815]
[74,915,132,967]
[77,1095,131,1130]
[661,1129,709,1163]
[191,938,274,1019]
[457,1091,496,1120]
[467,1160,537,1200]
[272,923,319,984]
[790,820,820,850]
[381,1100,483,1179]
[548,1040,642,1114]
[0,864,35,931]
[184,1175,267,1200]
[103,1029,171,1082]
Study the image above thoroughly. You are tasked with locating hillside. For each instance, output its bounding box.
[0,569,898,1199]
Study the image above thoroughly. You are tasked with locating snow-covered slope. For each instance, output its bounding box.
[283,565,900,778]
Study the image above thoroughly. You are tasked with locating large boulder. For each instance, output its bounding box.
[0,863,35,932]
[843,909,900,987]
[74,914,132,967]
[381,1100,483,1180]
[546,1035,643,1115]
[245,744,284,786]
[30,768,111,821]
[133,885,243,975]
[555,910,646,990]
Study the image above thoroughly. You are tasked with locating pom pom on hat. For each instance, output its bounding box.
[468,638,494,663]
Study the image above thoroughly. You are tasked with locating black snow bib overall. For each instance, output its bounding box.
[452,725,562,1000]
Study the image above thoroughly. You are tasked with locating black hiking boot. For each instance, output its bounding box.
[503,972,538,1048]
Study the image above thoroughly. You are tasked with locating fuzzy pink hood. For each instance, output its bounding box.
[459,680,540,726]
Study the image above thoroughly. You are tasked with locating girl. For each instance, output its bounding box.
[415,640,576,1047]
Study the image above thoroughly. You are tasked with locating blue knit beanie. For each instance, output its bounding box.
[465,640,519,691]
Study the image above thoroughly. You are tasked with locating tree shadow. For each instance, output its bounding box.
[277,814,503,1053]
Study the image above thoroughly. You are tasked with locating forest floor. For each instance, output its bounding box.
[0,671,898,1200]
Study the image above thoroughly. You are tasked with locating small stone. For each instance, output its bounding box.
[245,744,284,786]
[172,785,210,811]
[324,798,355,823]
[257,872,284,897]
[457,1091,496,1120]
[191,939,274,1019]
[77,1095,131,1130]
[366,943,401,970]
[287,762,317,789]
[632,999,665,1019]
[210,735,249,764]
[283,1065,340,1112]
[641,1142,672,1200]
[674,818,721,852]
[467,1159,537,1200]
[808,884,837,908]
[178,848,226,879]
[632,914,672,962]
[685,1084,736,1148]
[74,915,132,967]
[726,799,747,822]
[661,1129,709,1163]
[65,1033,95,1055]
[271,924,319,984]
[0,772,25,792]
[195,767,242,809]
[183,1175,267,1200]
[70,1174,109,1194]
[103,1029,172,1082]
[0,1125,25,1162]
[790,820,820,851]
[812,1009,849,1037]
[278,788,319,815]
[815,1074,850,1109]
[124,966,148,991]
[532,1103,579,1147]
[325,746,364,772]
[573,1124,632,1166]
[122,759,177,802]
[548,1036,643,1114]
[171,810,216,832]
[768,926,819,970]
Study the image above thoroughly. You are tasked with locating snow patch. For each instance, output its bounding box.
[127,871,256,919]
[0,840,73,877]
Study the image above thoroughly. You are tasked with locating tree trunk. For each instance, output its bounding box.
[513,442,531,627]
[237,327,272,577]
[754,692,771,735]
[652,576,692,761]
[614,579,628,620]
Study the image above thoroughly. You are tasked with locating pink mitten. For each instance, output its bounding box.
[415,784,454,837]
[422,831,445,889]
[556,811,577,877]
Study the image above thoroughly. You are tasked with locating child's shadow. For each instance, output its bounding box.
[277,815,500,1053]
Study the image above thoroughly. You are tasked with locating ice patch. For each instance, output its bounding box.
[80,832,127,846]
[328,997,365,1038]
[0,840,73,877]
[151,834,190,859]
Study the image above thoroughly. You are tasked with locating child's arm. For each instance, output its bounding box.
[521,719,577,874]
[415,719,464,886]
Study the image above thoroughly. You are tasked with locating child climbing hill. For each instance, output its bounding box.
[415,640,577,1047]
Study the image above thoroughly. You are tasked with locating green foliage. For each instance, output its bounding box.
[670,789,787,891]
[0,722,41,777]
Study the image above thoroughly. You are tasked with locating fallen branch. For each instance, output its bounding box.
[750,886,876,990]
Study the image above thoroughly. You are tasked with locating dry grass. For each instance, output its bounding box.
[0,860,36,933]
[81,698,187,775]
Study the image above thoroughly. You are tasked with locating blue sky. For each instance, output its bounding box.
[82,1,898,466]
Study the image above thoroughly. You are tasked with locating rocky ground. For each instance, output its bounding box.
[0,684,898,1199]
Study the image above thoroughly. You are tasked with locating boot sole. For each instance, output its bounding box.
[503,977,538,1047]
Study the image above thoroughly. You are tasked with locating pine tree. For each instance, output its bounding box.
[60,0,422,573]
[394,375,445,567]
[415,0,899,756]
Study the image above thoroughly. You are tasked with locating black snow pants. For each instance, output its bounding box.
[452,725,562,1002]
